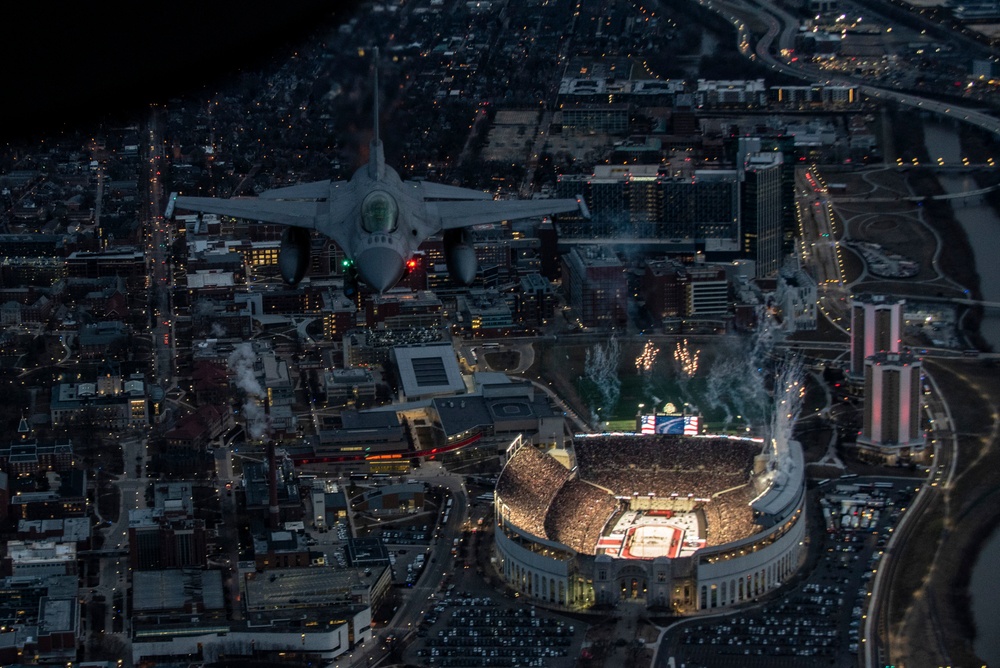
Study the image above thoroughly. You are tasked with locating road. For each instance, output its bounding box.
[323,461,472,668]
[796,168,851,334]
[864,368,959,668]
[86,429,149,655]
[146,109,175,387]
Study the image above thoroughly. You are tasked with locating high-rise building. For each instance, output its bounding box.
[560,246,627,328]
[643,258,730,321]
[739,140,784,278]
[555,165,740,245]
[857,351,926,462]
[850,295,904,377]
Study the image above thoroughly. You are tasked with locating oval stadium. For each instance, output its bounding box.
[493,432,805,612]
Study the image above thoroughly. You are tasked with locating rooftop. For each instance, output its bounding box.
[393,343,466,399]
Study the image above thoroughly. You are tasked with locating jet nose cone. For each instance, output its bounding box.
[355,247,405,293]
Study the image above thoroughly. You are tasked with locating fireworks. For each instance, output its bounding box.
[635,341,660,374]
[673,339,700,378]
[769,355,805,467]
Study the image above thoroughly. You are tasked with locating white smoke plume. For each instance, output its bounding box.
[584,335,621,428]
[702,307,780,431]
[227,342,269,440]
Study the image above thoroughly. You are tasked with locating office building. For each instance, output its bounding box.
[517,273,557,327]
[458,290,515,335]
[643,258,730,322]
[560,246,627,328]
[555,165,740,245]
[740,141,784,278]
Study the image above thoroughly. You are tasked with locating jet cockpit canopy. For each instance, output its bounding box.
[361,190,398,233]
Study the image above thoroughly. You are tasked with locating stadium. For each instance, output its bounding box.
[493,430,805,613]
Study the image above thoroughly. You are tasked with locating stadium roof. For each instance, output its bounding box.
[393,343,466,400]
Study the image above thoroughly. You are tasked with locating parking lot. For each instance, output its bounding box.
[660,478,915,668]
[408,596,584,668]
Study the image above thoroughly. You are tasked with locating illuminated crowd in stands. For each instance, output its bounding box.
[702,485,759,547]
[573,435,761,499]
[496,437,766,556]
[544,479,620,555]
[495,443,572,539]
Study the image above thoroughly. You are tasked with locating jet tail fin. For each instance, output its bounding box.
[368,46,385,180]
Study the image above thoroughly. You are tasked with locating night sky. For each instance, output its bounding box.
[1,2,363,141]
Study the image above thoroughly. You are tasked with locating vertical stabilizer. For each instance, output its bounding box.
[368,47,385,180]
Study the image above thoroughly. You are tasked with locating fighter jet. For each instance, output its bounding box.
[172,49,588,294]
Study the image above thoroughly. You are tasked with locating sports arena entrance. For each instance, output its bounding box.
[616,565,649,600]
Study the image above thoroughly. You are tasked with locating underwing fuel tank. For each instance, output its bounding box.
[279,227,311,286]
[444,228,477,285]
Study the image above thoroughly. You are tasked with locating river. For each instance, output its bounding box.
[923,121,1000,351]
[922,119,1000,666]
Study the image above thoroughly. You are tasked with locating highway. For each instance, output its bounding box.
[699,0,1000,142]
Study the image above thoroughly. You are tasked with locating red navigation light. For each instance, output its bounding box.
[406,258,418,270]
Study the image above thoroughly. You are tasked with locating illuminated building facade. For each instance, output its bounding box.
[849,295,904,377]
[556,165,740,243]
[858,351,926,463]
[740,145,784,278]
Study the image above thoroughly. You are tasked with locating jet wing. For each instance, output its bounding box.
[173,195,323,229]
[409,181,493,201]
[430,196,588,229]
[257,180,338,200]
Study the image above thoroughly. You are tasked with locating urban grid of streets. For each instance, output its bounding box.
[9,0,1000,665]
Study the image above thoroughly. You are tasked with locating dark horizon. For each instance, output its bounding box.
[0,2,363,142]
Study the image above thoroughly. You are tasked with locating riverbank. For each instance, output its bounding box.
[821,112,1000,665]
[890,357,1000,667]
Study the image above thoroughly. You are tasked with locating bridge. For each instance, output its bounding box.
[899,294,1000,311]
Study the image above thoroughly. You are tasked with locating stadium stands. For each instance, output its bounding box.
[497,436,765,554]
[574,435,761,499]
[495,443,572,539]
[703,485,758,547]
[544,479,620,555]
